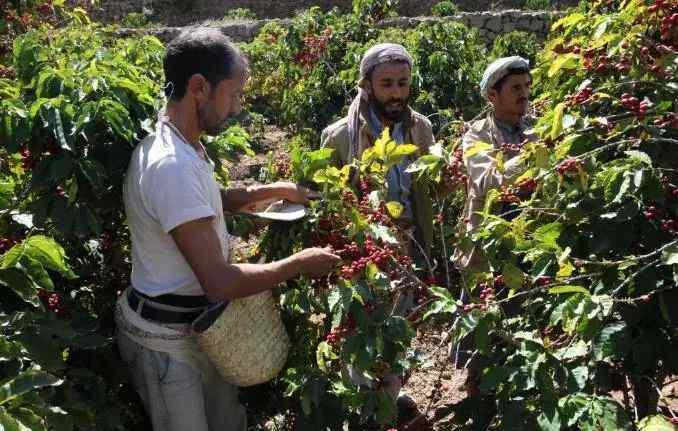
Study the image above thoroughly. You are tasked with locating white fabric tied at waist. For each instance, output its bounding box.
[115,286,212,378]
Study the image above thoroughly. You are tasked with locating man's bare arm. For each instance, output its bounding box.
[170,217,339,302]
[220,182,318,213]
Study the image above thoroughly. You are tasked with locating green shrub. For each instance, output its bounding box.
[490,30,540,66]
[120,11,149,27]
[224,7,257,20]
[523,0,550,10]
[431,1,460,16]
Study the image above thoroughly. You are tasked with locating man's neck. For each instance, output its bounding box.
[164,101,202,149]
[493,109,522,127]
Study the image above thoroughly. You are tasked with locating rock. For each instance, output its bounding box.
[485,14,502,33]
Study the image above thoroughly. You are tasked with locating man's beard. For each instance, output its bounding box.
[371,95,408,123]
[198,102,229,137]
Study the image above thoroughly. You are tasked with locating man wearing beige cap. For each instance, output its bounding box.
[452,56,537,394]
[454,56,537,273]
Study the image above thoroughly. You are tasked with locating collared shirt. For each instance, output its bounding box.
[453,112,537,270]
[493,116,531,147]
[367,107,414,219]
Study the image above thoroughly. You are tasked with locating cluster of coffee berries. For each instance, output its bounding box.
[498,185,520,204]
[37,289,71,318]
[653,112,678,129]
[478,282,495,302]
[0,237,17,254]
[501,138,530,154]
[644,205,678,233]
[442,149,468,191]
[534,276,553,287]
[274,158,290,178]
[338,239,395,279]
[557,157,583,176]
[570,86,594,105]
[0,65,16,80]
[620,93,649,118]
[516,178,538,195]
[325,316,356,345]
[295,28,332,68]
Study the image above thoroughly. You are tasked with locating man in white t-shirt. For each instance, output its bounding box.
[116,28,340,431]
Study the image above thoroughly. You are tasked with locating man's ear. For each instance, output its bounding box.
[487,88,499,105]
[186,74,210,100]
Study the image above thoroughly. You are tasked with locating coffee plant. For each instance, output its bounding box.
[1,0,677,429]
[0,7,255,430]
[254,131,438,429]
[422,0,678,429]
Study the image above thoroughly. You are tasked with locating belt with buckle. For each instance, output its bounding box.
[127,289,209,324]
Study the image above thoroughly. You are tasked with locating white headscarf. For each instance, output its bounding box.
[346,43,414,162]
[479,56,530,100]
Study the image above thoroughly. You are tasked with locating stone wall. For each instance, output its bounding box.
[116,10,562,46]
[82,0,576,26]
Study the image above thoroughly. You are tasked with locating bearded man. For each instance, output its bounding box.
[320,42,435,415]
[321,43,434,260]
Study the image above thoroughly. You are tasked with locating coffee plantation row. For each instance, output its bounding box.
[0,0,676,429]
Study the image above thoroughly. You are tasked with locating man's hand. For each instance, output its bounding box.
[293,247,341,278]
[273,181,320,204]
[222,182,320,213]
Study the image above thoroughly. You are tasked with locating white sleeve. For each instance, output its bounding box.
[144,157,217,233]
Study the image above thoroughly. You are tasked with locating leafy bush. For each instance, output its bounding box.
[431,1,460,16]
[0,9,255,429]
[243,2,488,145]
[422,0,678,428]
[490,30,541,66]
[120,11,149,28]
[224,7,257,20]
[523,0,551,10]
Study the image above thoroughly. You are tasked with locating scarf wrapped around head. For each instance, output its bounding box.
[479,56,530,100]
[346,43,414,162]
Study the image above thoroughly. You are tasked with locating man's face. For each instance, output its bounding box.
[488,73,532,117]
[366,61,412,123]
[198,73,247,136]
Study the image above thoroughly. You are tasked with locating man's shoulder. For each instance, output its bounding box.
[463,117,493,143]
[409,110,433,131]
[322,116,349,137]
[321,116,350,147]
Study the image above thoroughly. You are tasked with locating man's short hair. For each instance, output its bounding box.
[163,28,248,101]
[492,66,531,93]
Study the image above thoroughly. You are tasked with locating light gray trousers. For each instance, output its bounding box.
[118,333,247,431]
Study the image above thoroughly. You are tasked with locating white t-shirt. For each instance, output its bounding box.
[123,120,230,297]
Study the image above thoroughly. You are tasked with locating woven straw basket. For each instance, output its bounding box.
[195,290,290,387]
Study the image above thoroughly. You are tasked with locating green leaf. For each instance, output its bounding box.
[316,341,337,372]
[385,201,403,219]
[625,150,652,167]
[637,415,676,431]
[502,262,525,292]
[661,243,678,266]
[0,370,62,405]
[550,102,566,140]
[547,53,577,78]
[463,141,494,161]
[0,269,40,306]
[593,322,630,362]
[1,236,76,279]
[0,407,31,431]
